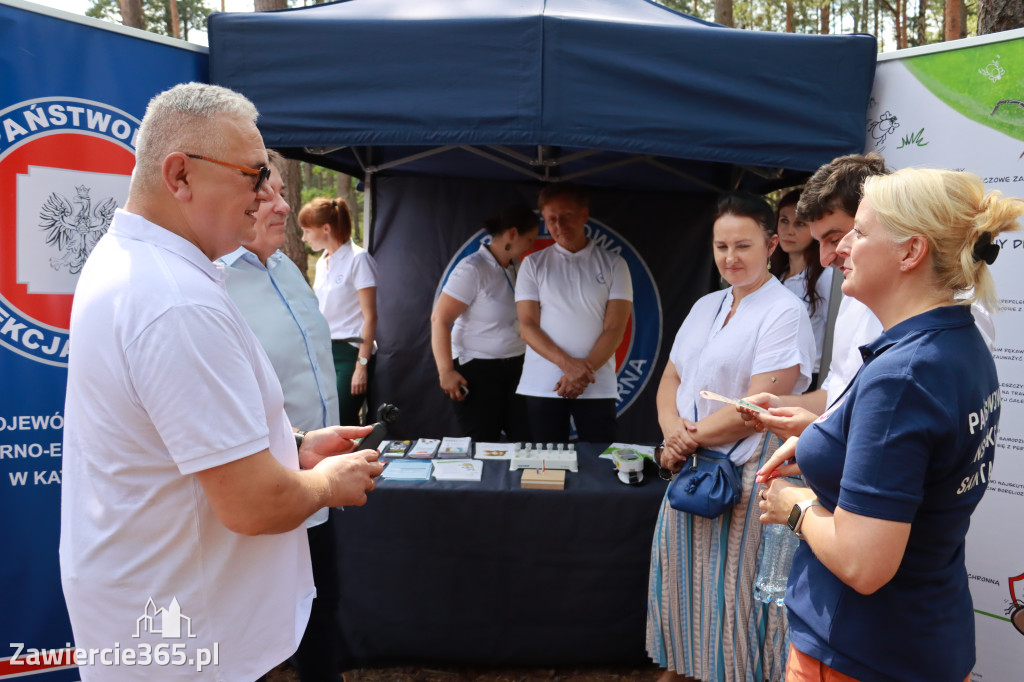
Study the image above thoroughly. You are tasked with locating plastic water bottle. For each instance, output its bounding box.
[753,523,799,605]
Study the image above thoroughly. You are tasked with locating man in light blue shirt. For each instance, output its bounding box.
[220,151,344,682]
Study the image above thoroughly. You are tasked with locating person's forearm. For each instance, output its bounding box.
[692,405,756,449]
[779,388,826,414]
[430,318,455,375]
[585,327,625,370]
[521,322,574,370]
[357,314,376,362]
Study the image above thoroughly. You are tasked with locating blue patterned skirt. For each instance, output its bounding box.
[646,435,790,682]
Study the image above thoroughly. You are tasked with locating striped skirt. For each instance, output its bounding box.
[646,435,790,682]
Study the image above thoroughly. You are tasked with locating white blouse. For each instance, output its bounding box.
[313,240,378,346]
[668,277,814,465]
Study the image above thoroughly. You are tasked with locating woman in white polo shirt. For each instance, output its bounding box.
[299,196,378,427]
[430,205,539,441]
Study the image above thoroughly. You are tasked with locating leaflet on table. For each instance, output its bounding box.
[407,438,440,459]
[382,440,412,457]
[599,443,657,461]
[474,442,517,460]
[437,436,472,458]
[432,459,483,481]
[380,459,433,480]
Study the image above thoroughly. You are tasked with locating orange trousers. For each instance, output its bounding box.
[786,644,970,682]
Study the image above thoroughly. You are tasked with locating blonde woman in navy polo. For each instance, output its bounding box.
[757,168,1022,682]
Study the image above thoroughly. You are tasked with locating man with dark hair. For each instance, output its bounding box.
[515,182,633,442]
[744,153,889,436]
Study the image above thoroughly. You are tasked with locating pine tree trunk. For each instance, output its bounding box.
[918,0,928,44]
[118,0,144,29]
[821,1,830,34]
[979,0,1024,34]
[786,1,794,32]
[715,0,733,27]
[280,159,309,281]
[168,0,181,38]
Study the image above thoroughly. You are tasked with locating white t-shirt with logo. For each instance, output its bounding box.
[514,241,633,399]
[60,210,313,681]
[313,239,378,346]
[442,243,525,363]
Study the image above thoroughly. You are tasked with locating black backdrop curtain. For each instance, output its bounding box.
[367,175,720,443]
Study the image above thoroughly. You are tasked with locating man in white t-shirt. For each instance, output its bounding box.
[515,183,633,442]
[59,83,383,682]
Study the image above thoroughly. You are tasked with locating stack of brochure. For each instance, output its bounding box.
[473,442,516,460]
[432,459,483,481]
[382,440,411,457]
[380,459,433,480]
[407,438,440,459]
[437,436,472,458]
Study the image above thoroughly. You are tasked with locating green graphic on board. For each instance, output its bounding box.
[905,40,1024,142]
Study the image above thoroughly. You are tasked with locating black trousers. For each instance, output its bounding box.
[291,514,344,682]
[452,355,526,442]
[522,396,617,443]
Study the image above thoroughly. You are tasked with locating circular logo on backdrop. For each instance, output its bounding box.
[0,97,138,366]
[437,215,662,416]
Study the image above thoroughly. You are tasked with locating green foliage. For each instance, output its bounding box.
[86,0,213,40]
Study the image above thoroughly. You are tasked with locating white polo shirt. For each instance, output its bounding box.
[313,239,378,345]
[60,210,313,682]
[442,243,525,363]
[514,240,633,399]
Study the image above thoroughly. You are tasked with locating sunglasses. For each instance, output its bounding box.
[185,154,271,194]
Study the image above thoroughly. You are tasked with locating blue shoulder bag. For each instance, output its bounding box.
[666,405,742,518]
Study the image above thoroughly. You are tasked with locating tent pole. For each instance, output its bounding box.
[363,170,374,253]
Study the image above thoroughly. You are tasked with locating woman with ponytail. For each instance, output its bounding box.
[299,197,378,426]
[430,204,539,441]
[758,168,1022,682]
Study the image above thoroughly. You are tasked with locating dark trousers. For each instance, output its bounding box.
[291,514,344,682]
[522,396,617,443]
[332,340,373,426]
[452,355,526,442]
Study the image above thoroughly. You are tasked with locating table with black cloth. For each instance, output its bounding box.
[331,443,668,668]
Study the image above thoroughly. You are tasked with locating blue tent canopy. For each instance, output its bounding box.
[208,0,876,192]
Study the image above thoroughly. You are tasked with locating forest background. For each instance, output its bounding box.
[74,0,1024,276]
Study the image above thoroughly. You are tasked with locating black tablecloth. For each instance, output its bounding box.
[332,443,667,667]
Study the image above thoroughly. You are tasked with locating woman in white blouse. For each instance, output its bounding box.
[771,188,833,385]
[647,192,815,682]
[299,197,378,427]
[430,205,539,441]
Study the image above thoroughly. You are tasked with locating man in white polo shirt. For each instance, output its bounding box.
[59,83,382,682]
[515,183,633,442]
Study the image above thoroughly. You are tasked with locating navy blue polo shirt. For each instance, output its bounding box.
[787,305,999,682]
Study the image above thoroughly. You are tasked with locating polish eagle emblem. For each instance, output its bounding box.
[39,185,117,274]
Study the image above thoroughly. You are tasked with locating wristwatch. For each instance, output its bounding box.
[787,499,821,540]
[358,356,369,366]
[294,429,307,450]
